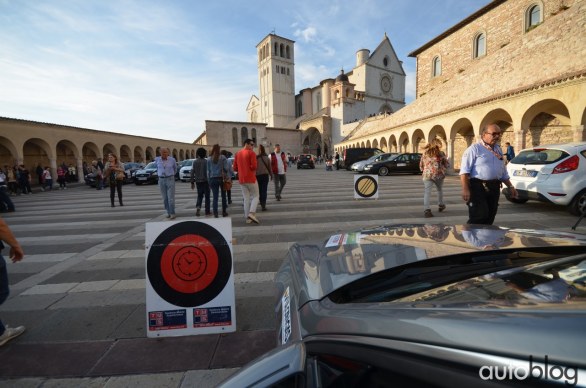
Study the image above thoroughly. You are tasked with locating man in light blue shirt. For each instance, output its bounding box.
[460,124,517,225]
[155,147,177,219]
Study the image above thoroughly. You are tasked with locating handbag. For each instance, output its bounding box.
[221,158,232,191]
[116,170,125,181]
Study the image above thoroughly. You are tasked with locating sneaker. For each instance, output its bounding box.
[261,205,267,211]
[438,204,446,212]
[247,214,260,224]
[170,214,176,220]
[246,219,252,224]
[424,209,433,218]
[196,208,201,217]
[205,212,212,217]
[0,325,25,346]
[222,212,229,217]
[165,214,171,218]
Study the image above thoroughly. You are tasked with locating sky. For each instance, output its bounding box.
[0,0,490,144]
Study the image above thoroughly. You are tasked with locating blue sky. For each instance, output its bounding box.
[0,0,489,143]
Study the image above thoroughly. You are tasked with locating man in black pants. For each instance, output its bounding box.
[460,124,518,225]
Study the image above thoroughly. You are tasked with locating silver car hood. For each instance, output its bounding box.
[277,224,586,308]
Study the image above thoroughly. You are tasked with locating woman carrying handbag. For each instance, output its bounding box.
[256,145,272,211]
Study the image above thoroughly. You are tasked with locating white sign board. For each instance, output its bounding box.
[145,219,235,337]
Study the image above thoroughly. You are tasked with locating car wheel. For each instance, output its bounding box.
[378,167,389,176]
[569,189,586,216]
[504,192,528,204]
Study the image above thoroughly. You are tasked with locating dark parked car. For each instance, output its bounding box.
[134,162,158,185]
[364,152,422,175]
[123,162,145,184]
[219,224,586,387]
[297,154,315,169]
[340,147,384,170]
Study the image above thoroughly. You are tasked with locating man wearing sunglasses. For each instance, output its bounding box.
[460,123,518,225]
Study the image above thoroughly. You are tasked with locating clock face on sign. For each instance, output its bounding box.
[381,76,392,93]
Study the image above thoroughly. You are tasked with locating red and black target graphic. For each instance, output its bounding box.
[147,222,232,307]
[355,176,378,198]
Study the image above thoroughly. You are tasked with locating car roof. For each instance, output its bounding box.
[518,141,586,152]
[283,224,586,306]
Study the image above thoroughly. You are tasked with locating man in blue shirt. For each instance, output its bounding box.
[155,147,177,219]
[460,124,518,225]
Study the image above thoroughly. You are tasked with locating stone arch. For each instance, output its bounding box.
[23,138,52,171]
[120,145,132,162]
[521,99,572,147]
[0,136,20,167]
[172,149,179,160]
[372,139,379,149]
[398,132,410,153]
[451,118,475,170]
[134,146,144,163]
[56,139,79,170]
[301,127,322,154]
[82,142,100,166]
[379,137,388,152]
[428,125,448,148]
[366,139,372,148]
[179,150,185,160]
[412,129,425,153]
[389,135,398,152]
[360,141,366,147]
[481,109,514,150]
[103,144,116,161]
[146,147,155,161]
[241,127,248,145]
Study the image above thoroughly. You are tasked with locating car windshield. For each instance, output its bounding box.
[145,162,157,169]
[511,149,569,165]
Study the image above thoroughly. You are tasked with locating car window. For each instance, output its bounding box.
[512,149,569,165]
[146,162,157,169]
[395,255,586,306]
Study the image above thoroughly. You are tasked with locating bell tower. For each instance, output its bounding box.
[256,34,295,127]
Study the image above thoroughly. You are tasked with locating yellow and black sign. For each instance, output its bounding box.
[354,175,379,199]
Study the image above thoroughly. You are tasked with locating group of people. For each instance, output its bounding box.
[187,141,287,224]
[420,123,517,225]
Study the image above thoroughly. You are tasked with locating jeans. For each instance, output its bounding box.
[196,181,211,213]
[423,178,444,210]
[274,174,286,197]
[158,176,176,216]
[110,180,123,205]
[0,254,9,335]
[0,187,14,212]
[209,177,227,216]
[256,174,269,206]
[240,182,259,218]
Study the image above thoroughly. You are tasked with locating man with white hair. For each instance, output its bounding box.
[155,147,177,219]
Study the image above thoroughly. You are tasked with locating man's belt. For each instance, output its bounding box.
[470,178,501,184]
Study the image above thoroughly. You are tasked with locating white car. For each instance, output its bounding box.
[350,153,398,172]
[503,142,586,215]
[179,159,195,182]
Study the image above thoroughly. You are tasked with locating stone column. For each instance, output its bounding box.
[77,158,84,183]
[573,125,585,142]
[447,138,455,175]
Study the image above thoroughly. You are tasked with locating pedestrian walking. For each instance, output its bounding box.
[155,147,177,219]
[504,142,516,164]
[221,150,233,205]
[104,153,125,207]
[57,166,67,190]
[17,165,32,195]
[256,144,273,211]
[460,123,518,225]
[191,147,211,217]
[0,217,25,346]
[207,144,229,218]
[233,139,260,224]
[42,167,53,191]
[420,138,449,218]
[270,144,287,201]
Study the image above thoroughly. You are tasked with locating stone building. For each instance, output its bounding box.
[0,117,196,182]
[336,0,586,171]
